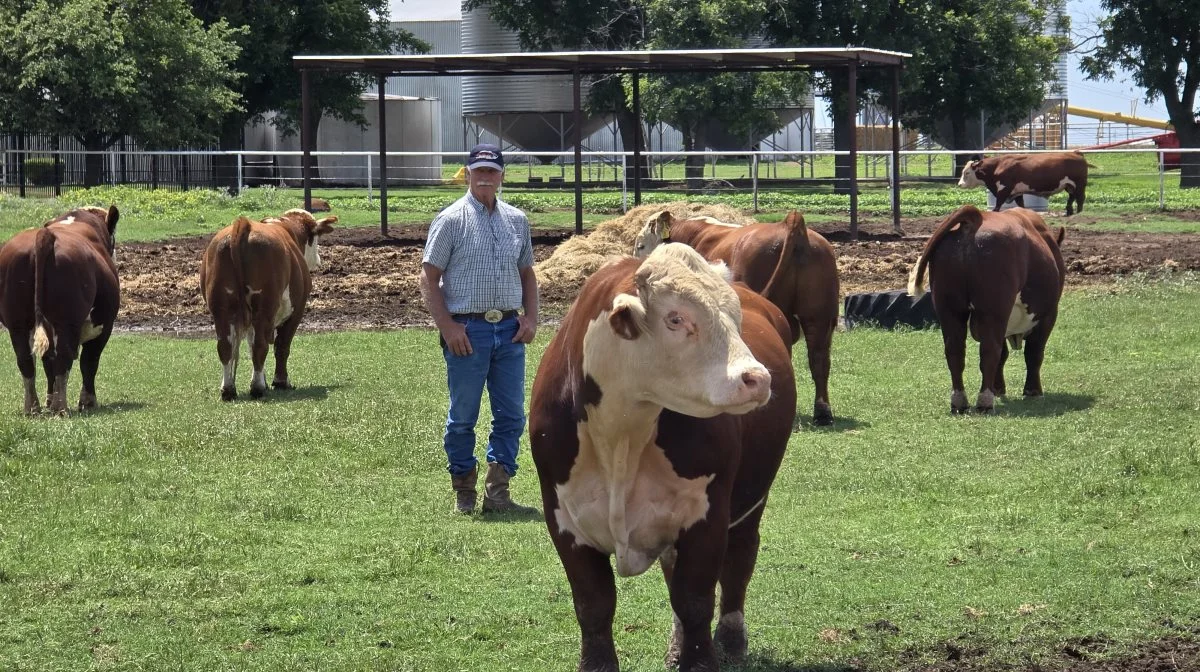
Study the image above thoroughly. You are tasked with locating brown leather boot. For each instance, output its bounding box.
[451,466,477,514]
[481,462,539,515]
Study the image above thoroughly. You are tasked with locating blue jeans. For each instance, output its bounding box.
[441,315,526,478]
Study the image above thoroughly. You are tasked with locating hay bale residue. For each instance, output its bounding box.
[535,202,756,301]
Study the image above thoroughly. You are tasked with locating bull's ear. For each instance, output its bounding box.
[315,216,337,235]
[106,205,119,234]
[653,210,672,239]
[609,293,645,340]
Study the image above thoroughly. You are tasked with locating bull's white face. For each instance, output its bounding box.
[958,161,983,188]
[584,243,771,418]
[303,238,321,270]
[632,212,668,259]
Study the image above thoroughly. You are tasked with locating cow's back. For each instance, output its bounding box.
[202,220,309,324]
[0,226,118,329]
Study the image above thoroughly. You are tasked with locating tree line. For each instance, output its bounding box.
[1,0,1196,188]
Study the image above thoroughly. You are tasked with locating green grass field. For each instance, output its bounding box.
[1,277,1197,671]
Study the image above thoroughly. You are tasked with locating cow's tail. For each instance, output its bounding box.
[907,205,984,298]
[228,216,253,328]
[31,228,55,358]
[761,209,808,301]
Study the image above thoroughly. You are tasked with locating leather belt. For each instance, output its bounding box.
[454,309,519,323]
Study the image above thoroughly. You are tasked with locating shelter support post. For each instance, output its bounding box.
[379,75,389,236]
[301,70,312,211]
[573,69,583,235]
[848,61,858,240]
[632,72,642,205]
[891,65,902,234]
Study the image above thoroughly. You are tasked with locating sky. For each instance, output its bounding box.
[388,0,1175,132]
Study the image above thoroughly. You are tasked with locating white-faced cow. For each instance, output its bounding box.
[633,209,839,425]
[958,151,1093,216]
[199,209,336,400]
[908,204,1066,414]
[530,243,797,671]
[0,206,120,416]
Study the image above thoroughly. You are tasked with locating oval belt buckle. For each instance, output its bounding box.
[484,309,503,323]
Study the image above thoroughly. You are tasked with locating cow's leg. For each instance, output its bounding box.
[667,521,727,671]
[557,539,619,671]
[799,315,835,426]
[661,548,684,668]
[77,325,113,411]
[1014,194,1026,208]
[216,321,241,401]
[940,313,971,414]
[44,327,79,416]
[272,315,302,390]
[1065,188,1076,216]
[9,329,41,415]
[248,319,272,399]
[1076,186,1085,214]
[713,504,768,664]
[990,189,1006,212]
[1022,317,1057,396]
[993,341,1009,397]
[971,315,1007,414]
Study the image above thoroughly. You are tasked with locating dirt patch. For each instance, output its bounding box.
[114,212,1200,334]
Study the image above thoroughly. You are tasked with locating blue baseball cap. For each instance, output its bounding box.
[467,143,504,171]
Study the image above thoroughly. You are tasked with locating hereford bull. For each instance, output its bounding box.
[200,209,336,400]
[908,204,1066,414]
[633,209,839,425]
[957,151,1093,216]
[530,243,797,671]
[0,206,120,415]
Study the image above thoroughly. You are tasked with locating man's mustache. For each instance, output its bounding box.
[475,182,498,187]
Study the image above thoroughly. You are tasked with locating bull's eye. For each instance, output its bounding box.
[665,312,685,330]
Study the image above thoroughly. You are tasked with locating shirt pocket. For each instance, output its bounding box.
[494,223,521,263]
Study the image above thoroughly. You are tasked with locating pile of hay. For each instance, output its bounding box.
[536,202,757,303]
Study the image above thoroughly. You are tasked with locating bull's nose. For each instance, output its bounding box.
[741,367,772,401]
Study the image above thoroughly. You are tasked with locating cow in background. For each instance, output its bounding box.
[633,209,840,425]
[0,206,120,415]
[908,204,1066,414]
[531,243,796,671]
[200,209,336,400]
[958,151,1093,215]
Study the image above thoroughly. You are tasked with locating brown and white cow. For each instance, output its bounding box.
[199,209,336,400]
[0,206,120,415]
[530,243,797,671]
[633,209,839,425]
[957,151,1093,216]
[908,204,1066,414]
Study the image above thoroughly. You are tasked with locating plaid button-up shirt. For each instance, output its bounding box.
[422,191,534,315]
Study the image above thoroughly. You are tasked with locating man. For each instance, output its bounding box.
[420,143,540,515]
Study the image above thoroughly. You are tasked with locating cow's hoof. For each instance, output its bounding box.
[812,404,834,426]
[974,405,995,415]
[715,623,748,663]
[249,386,266,399]
[220,387,237,402]
[951,406,970,415]
[78,394,97,411]
[272,380,294,390]
[1023,388,1043,397]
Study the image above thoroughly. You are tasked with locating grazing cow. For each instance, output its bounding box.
[530,243,797,671]
[199,209,336,400]
[0,206,120,415]
[957,151,1093,215]
[908,204,1066,414]
[633,209,839,425]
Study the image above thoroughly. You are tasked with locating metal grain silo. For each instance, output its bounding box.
[316,94,442,185]
[460,2,610,159]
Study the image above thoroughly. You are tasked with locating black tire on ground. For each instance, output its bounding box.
[843,289,939,330]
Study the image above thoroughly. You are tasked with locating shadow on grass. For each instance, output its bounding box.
[1002,391,1096,417]
[476,509,545,524]
[731,652,858,672]
[75,400,148,417]
[796,415,869,433]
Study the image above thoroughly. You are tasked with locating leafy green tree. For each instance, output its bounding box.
[765,0,1066,181]
[189,0,428,187]
[0,0,243,185]
[1080,0,1200,187]
[900,0,1066,171]
[640,0,809,185]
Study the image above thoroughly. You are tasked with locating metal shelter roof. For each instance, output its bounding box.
[293,47,910,76]
[293,47,913,237]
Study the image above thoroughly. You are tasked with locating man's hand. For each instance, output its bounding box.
[441,321,472,356]
[513,314,537,344]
